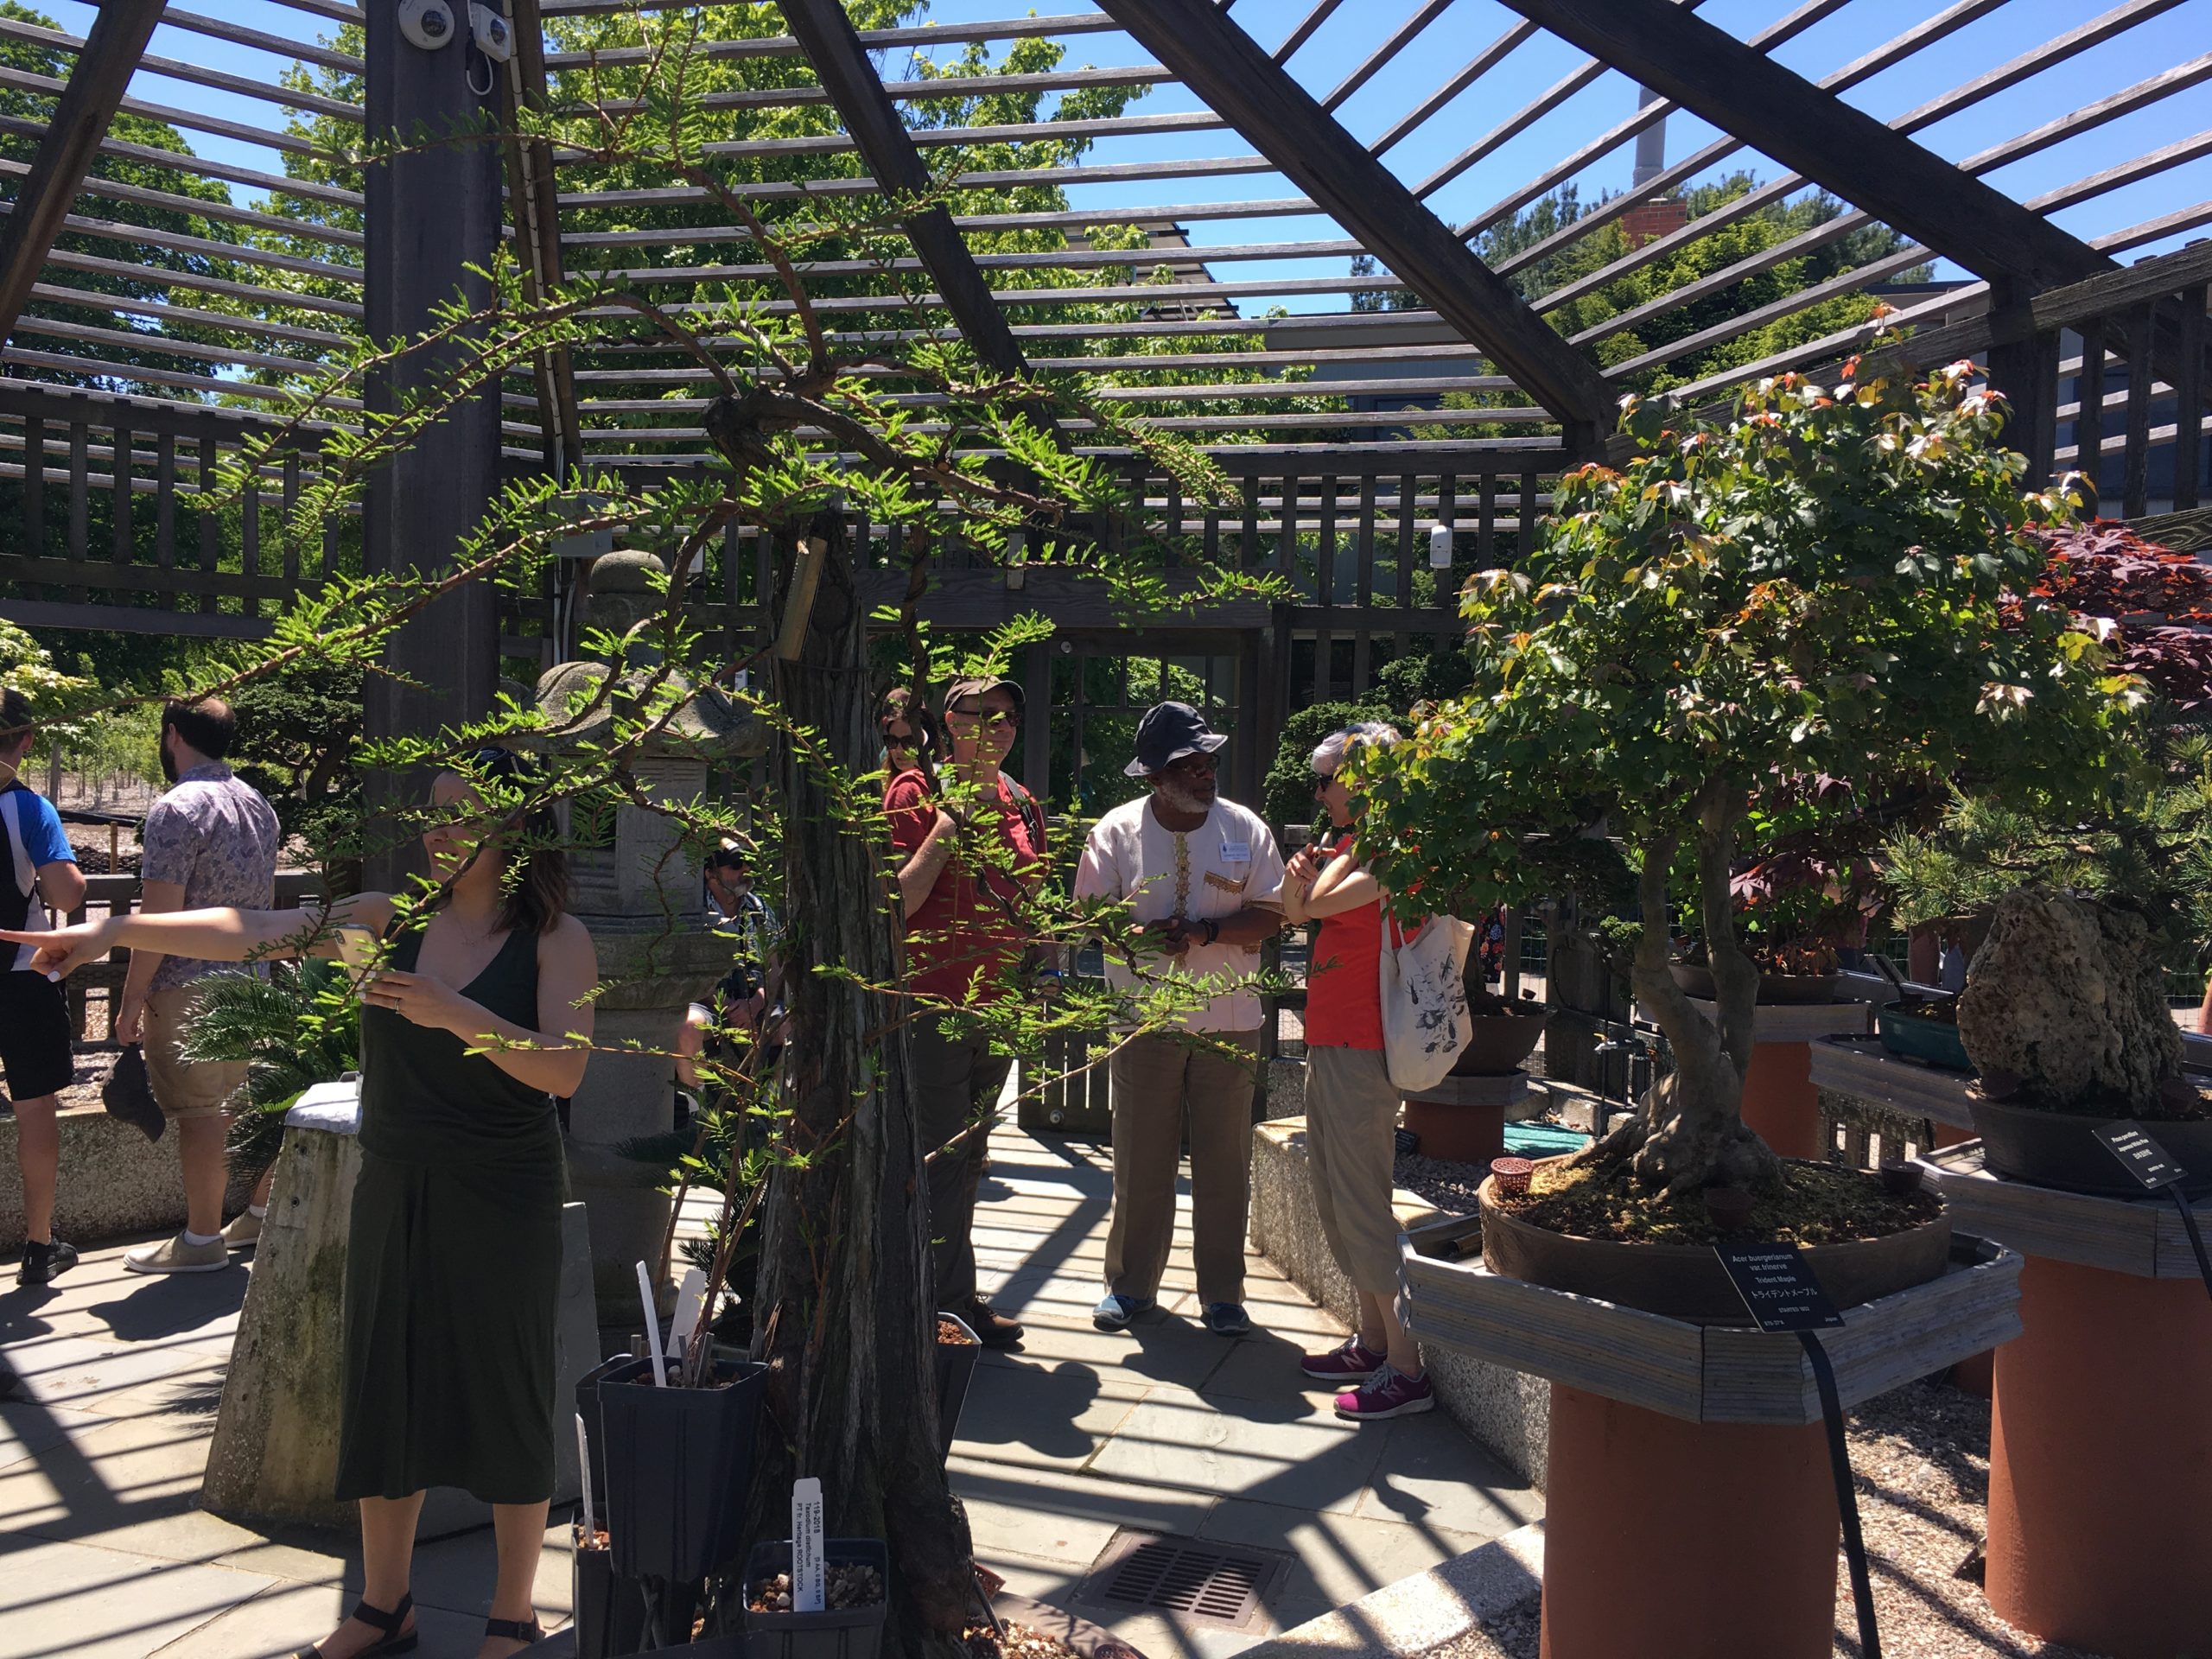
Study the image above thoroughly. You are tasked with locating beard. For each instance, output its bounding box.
[1155,774,1216,816]
[158,743,178,784]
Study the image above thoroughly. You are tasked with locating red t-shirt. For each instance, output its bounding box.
[886,769,1045,1004]
[1303,839,1387,1051]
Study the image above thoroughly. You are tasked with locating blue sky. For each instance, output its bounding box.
[35,0,2212,314]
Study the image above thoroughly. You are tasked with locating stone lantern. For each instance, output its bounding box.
[531,548,766,1321]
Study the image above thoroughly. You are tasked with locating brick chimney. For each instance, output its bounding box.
[1621,195,1689,247]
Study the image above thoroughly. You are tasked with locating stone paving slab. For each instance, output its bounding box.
[2,1122,1540,1659]
[952,1131,1544,1656]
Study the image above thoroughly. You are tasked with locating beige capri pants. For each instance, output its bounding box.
[1302,1043,1406,1298]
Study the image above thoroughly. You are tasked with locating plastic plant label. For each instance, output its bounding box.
[2095,1122,2189,1191]
[1713,1242,1846,1332]
[667,1267,707,1361]
[792,1477,825,1612]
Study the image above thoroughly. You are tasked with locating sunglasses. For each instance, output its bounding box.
[949,708,1018,730]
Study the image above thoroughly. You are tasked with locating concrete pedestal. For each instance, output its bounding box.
[201,1080,599,1534]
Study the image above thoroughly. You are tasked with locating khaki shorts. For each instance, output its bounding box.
[143,983,248,1122]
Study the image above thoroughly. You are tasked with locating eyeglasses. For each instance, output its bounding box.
[1163,752,1217,776]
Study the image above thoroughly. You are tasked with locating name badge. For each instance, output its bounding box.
[1222,841,1250,861]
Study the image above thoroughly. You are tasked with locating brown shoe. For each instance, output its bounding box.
[962,1297,1023,1349]
[221,1209,264,1249]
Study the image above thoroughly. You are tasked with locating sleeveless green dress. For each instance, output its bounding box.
[335,924,569,1505]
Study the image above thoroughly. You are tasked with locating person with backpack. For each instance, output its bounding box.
[885,675,1048,1348]
[1,687,86,1286]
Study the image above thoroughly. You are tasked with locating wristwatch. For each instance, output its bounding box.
[1200,918,1221,947]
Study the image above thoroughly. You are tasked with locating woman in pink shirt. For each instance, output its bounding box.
[1281,722,1433,1422]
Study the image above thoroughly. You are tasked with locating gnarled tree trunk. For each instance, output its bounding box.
[1575,788,1782,1197]
[747,512,976,1649]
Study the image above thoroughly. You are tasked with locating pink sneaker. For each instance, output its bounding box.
[1300,1336,1386,1383]
[1334,1363,1435,1421]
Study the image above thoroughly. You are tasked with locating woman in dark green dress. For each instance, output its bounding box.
[9,760,599,1659]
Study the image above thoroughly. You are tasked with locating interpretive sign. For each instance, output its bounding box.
[1714,1242,1846,1332]
[2094,1122,2189,1191]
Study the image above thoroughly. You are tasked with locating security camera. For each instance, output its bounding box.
[469,3,515,63]
[397,0,456,50]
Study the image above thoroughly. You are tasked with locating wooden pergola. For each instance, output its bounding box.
[0,0,2205,808]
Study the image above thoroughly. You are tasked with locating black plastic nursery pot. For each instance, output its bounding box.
[596,1355,769,1585]
[741,1539,890,1659]
[933,1311,981,1460]
[570,1529,650,1659]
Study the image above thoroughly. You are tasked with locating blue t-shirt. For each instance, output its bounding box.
[2,780,75,972]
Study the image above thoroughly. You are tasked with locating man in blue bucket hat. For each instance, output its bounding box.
[1073,702,1286,1338]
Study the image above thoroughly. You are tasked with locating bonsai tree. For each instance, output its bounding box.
[1356,360,2139,1197]
[1880,518,2212,1111]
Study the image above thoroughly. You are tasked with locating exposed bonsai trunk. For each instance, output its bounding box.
[1574,782,1782,1197]
[747,513,976,1649]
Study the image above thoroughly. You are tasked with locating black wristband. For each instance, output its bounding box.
[1202,918,1220,947]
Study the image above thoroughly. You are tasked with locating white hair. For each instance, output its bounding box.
[1310,721,1402,778]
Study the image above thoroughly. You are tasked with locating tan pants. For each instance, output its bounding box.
[1103,1029,1258,1306]
[144,983,248,1122]
[1303,1044,1406,1299]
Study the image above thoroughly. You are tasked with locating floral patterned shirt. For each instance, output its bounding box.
[137,762,281,992]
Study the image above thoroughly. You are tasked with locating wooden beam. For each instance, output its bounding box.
[778,0,1046,397]
[1497,0,2112,294]
[1094,0,1614,450]
[0,0,163,347]
[499,0,583,478]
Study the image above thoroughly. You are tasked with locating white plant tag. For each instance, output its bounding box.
[666,1267,707,1361]
[634,1262,667,1387]
[575,1414,595,1540]
[791,1477,826,1612]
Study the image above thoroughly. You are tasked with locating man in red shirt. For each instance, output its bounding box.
[886,675,1046,1347]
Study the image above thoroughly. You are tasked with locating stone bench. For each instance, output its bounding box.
[0,1100,256,1252]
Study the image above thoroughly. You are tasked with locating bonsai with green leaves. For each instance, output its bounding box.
[1356,360,2139,1198]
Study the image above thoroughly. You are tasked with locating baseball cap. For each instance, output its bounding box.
[1125,701,1229,778]
[942,675,1025,717]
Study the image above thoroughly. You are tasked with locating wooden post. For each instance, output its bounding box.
[361,7,505,889]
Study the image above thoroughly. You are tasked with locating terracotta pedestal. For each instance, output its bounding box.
[1401,1071,1530,1166]
[1739,1039,1820,1160]
[1540,1384,1837,1659]
[1986,1255,2212,1657]
[1402,1099,1504,1164]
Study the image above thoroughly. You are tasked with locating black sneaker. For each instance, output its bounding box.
[17,1237,78,1287]
[962,1297,1025,1349]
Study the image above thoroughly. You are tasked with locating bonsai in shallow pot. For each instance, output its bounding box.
[1349,359,2138,1659]
[1357,362,2132,1249]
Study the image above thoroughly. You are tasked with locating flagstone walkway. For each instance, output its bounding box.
[0,1123,1537,1657]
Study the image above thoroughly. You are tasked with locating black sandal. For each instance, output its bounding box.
[484,1614,543,1649]
[293,1592,416,1658]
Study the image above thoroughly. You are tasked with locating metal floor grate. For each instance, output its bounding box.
[1078,1529,1287,1630]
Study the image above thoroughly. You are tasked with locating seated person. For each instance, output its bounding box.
[677,838,782,1091]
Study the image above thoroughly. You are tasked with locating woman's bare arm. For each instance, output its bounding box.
[1306,849,1383,918]
[1,893,393,978]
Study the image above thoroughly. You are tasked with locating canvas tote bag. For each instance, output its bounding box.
[1378,911,1477,1091]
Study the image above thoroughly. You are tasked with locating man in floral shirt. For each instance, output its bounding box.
[118,698,280,1274]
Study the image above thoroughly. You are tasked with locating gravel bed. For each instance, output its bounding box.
[1395,1150,1488,1216]
[1416,1381,2110,1658]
